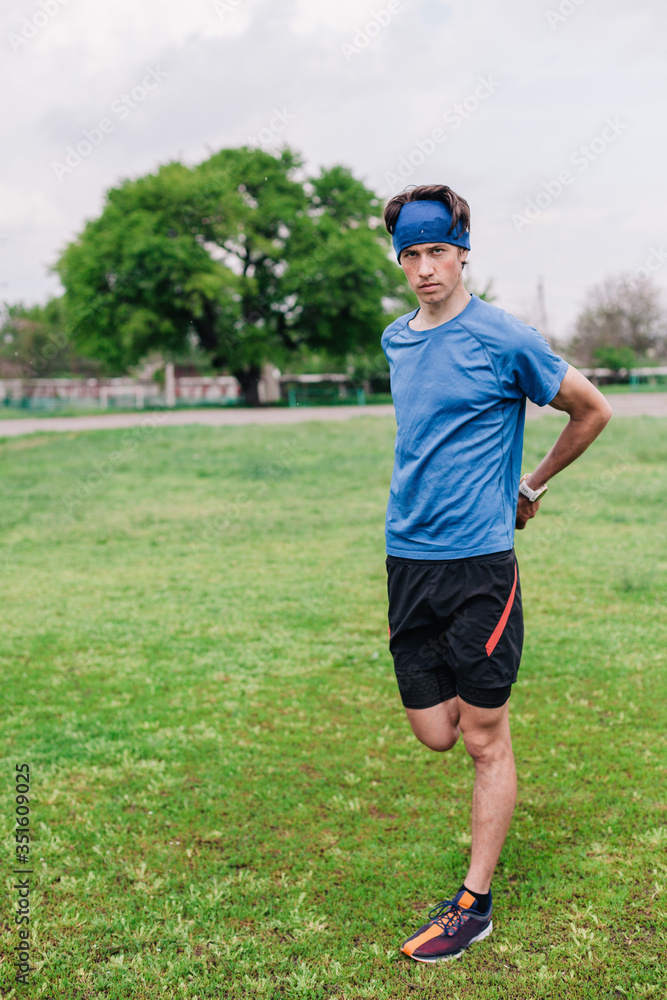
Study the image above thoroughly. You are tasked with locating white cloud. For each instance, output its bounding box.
[1,0,666,338]
[0,184,65,229]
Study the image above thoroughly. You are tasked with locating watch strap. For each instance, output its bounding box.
[519,474,548,503]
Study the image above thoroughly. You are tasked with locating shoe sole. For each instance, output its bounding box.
[404,919,493,963]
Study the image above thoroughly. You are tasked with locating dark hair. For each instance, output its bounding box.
[383,184,470,241]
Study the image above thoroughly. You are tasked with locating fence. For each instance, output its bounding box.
[0,370,373,411]
[580,366,667,389]
[0,373,241,412]
[4,366,662,413]
[279,373,368,407]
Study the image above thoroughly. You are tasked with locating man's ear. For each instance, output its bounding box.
[459,248,469,265]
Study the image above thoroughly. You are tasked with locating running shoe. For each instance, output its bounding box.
[401,888,493,962]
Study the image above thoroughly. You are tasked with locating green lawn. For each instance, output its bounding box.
[0,415,665,999]
[600,383,667,394]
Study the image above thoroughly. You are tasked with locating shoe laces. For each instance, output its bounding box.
[428,898,469,936]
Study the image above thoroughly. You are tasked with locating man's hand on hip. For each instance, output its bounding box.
[515,366,612,532]
[515,494,541,530]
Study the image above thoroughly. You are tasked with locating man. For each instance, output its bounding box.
[381,184,612,963]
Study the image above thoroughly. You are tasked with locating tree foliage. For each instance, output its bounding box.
[55,147,408,402]
[592,344,637,373]
[570,275,666,366]
[0,298,98,378]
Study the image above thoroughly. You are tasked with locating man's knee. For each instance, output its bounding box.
[462,728,512,764]
[458,699,512,763]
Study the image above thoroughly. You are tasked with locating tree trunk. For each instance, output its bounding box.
[233,363,262,407]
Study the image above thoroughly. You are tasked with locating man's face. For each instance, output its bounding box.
[399,242,468,306]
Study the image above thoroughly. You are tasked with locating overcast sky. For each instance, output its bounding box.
[1,0,665,342]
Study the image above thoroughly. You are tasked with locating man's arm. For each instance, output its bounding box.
[516,365,613,530]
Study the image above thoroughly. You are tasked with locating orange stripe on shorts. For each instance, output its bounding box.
[485,562,518,657]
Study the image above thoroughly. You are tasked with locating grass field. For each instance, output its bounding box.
[0,415,665,1000]
[599,384,667,395]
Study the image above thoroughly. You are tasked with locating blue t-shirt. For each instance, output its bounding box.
[381,294,569,559]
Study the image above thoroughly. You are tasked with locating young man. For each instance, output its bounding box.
[381,184,612,963]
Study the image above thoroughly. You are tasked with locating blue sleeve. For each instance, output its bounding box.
[496,321,569,406]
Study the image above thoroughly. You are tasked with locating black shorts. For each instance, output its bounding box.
[386,548,523,710]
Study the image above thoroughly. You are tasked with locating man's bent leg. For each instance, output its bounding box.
[458,697,516,894]
[405,697,461,752]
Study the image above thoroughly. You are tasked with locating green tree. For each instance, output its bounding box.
[0,298,98,377]
[55,147,408,403]
[592,344,637,374]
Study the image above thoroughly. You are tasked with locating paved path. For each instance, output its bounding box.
[527,392,667,418]
[0,394,664,438]
[0,404,396,438]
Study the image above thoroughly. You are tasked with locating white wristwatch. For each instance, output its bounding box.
[519,473,548,503]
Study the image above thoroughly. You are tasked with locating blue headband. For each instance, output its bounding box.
[392,200,470,260]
